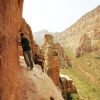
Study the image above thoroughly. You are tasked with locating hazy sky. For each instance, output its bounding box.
[23,0,100,32]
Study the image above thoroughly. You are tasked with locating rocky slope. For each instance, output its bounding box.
[56,6,100,56]
[15,56,64,100]
[54,5,100,100]
[61,50,100,100]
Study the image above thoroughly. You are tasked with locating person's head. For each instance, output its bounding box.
[20,32,25,38]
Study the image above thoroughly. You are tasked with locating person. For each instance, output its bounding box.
[18,32,33,70]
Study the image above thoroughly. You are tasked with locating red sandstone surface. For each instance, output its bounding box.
[0,1,77,100]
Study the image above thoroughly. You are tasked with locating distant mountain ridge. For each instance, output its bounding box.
[33,30,60,45]
[33,30,49,45]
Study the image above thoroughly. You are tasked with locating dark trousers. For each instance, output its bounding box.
[23,50,33,68]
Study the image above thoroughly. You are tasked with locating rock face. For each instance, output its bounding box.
[0,1,64,100]
[0,0,23,99]
[75,34,91,57]
[56,6,100,56]
[52,43,72,67]
[18,19,38,56]
[59,74,78,99]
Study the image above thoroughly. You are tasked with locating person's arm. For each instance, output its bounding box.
[18,42,22,46]
[17,38,22,46]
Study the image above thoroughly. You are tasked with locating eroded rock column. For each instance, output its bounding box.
[43,34,61,85]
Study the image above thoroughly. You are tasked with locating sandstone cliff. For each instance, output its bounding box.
[0,0,78,100]
[0,0,23,99]
[56,6,100,56]
[0,1,64,100]
[18,18,38,56]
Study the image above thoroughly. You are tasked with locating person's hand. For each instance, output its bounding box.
[16,38,21,45]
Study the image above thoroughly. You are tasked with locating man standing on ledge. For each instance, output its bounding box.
[19,32,34,70]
